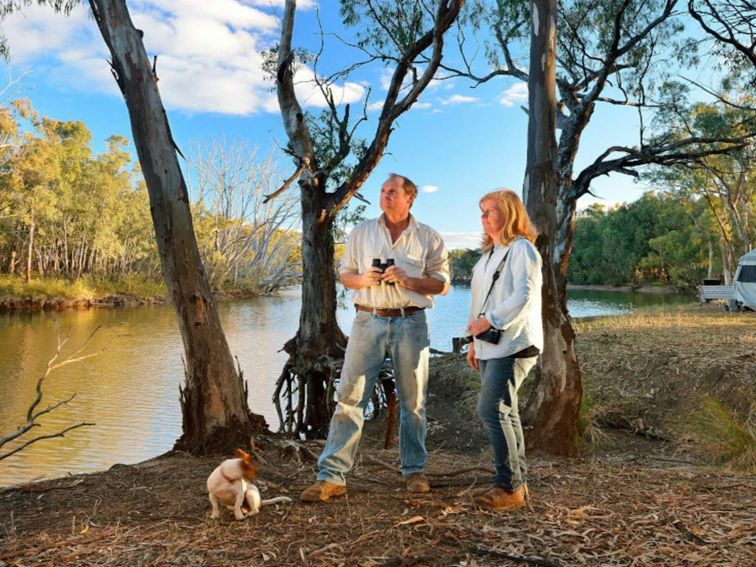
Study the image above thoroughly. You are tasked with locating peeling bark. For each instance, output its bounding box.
[523,0,581,456]
[89,0,266,454]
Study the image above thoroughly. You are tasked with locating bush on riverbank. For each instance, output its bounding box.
[0,274,167,303]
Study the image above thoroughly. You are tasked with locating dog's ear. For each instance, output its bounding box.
[235,448,249,460]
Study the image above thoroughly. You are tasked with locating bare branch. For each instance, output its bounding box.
[573,134,751,199]
[264,164,303,204]
[328,0,464,213]
[0,422,95,461]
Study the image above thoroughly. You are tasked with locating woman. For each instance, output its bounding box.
[466,189,543,511]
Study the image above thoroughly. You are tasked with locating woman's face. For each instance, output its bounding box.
[480,198,505,243]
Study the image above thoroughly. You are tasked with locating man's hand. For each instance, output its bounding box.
[467,315,492,337]
[466,341,478,370]
[382,265,410,287]
[341,267,384,290]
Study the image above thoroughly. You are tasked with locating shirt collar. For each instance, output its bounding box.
[378,213,417,233]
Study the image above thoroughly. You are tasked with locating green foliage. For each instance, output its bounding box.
[569,193,710,288]
[448,248,482,283]
[0,102,302,298]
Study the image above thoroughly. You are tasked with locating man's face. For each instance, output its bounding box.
[380,177,414,217]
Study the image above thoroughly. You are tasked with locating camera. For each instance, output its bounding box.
[451,335,472,353]
[372,258,395,284]
[475,327,501,344]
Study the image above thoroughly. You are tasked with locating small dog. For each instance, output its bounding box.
[207,448,292,520]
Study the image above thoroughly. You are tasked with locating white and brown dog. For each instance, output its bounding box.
[207,448,292,520]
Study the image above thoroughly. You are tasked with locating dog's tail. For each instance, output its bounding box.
[260,496,293,506]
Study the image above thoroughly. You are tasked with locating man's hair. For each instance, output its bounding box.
[479,189,538,252]
[388,173,418,201]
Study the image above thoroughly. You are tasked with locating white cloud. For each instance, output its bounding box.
[412,101,432,110]
[421,184,439,193]
[442,232,482,250]
[367,101,384,112]
[2,1,357,115]
[499,82,528,107]
[292,66,366,109]
[441,94,479,105]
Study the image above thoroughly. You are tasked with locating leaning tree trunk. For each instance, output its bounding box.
[275,184,347,437]
[89,0,266,454]
[522,0,581,456]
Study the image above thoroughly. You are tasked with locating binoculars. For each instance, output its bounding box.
[372,258,395,285]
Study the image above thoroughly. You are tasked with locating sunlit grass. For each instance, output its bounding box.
[0,274,166,300]
[684,397,756,473]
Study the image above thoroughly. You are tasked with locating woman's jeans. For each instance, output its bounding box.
[317,309,430,485]
[477,356,538,490]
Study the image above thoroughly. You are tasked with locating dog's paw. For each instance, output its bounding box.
[210,512,221,520]
[234,512,246,521]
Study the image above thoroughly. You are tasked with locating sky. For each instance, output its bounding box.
[2,0,657,249]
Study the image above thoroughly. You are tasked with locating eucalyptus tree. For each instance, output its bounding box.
[87,0,269,451]
[647,100,755,281]
[272,0,463,436]
[189,142,299,292]
[688,0,756,73]
[0,0,268,452]
[442,0,749,454]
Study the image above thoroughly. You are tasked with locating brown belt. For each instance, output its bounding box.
[355,304,424,318]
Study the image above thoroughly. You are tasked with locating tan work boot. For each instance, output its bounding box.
[299,480,347,503]
[473,485,527,511]
[405,472,430,493]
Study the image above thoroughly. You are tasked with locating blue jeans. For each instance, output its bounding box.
[317,309,430,485]
[477,356,538,490]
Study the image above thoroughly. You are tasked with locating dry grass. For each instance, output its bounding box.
[575,304,756,465]
[1,444,754,567]
[1,303,754,566]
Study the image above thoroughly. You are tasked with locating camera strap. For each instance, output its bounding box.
[477,247,511,319]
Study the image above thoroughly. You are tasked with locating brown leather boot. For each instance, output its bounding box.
[473,485,527,511]
[405,472,430,493]
[299,480,347,502]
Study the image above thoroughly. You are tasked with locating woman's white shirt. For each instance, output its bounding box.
[467,238,543,360]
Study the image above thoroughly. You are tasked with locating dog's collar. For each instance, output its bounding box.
[221,469,236,484]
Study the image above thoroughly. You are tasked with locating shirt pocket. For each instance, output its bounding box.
[399,255,425,278]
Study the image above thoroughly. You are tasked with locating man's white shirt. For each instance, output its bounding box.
[340,215,450,309]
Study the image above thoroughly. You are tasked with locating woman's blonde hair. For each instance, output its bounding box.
[480,189,538,252]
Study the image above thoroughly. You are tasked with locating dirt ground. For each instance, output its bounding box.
[1,305,754,566]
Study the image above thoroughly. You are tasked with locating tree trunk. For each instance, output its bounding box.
[522,0,581,456]
[707,238,714,279]
[26,216,34,282]
[277,184,346,437]
[89,0,266,453]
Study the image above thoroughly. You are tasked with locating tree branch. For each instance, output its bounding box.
[573,135,751,199]
[328,0,464,213]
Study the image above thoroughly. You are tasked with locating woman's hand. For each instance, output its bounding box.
[466,340,479,371]
[467,315,492,337]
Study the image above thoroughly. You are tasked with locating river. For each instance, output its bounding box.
[0,286,693,486]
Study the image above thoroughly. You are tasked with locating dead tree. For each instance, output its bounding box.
[273,0,464,437]
[88,0,266,453]
[0,326,97,461]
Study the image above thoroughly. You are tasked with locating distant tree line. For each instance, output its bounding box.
[0,100,300,294]
[450,188,753,290]
[569,193,714,289]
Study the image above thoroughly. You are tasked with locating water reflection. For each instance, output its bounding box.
[0,286,693,486]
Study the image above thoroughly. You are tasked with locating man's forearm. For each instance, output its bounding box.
[340,272,365,290]
[403,276,449,296]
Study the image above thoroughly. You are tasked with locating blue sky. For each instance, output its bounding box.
[2,0,654,249]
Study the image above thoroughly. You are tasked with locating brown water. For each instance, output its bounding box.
[0,286,693,486]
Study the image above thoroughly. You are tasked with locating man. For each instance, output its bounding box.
[300,173,450,502]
